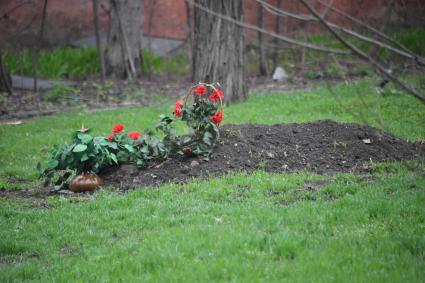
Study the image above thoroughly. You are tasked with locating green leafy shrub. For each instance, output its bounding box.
[4,48,100,79]
[39,83,224,190]
[38,127,118,190]
[4,47,189,79]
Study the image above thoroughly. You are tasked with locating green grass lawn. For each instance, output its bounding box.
[1,79,424,282]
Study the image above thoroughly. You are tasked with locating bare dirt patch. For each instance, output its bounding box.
[100,120,424,190]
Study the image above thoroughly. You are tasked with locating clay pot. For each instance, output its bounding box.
[182,146,193,157]
[68,173,102,192]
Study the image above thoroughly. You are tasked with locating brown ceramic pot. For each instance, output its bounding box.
[182,146,193,157]
[68,173,102,192]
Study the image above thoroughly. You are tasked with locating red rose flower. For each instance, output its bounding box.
[112,123,124,134]
[211,111,223,125]
[209,88,224,102]
[194,85,206,96]
[128,131,141,140]
[107,134,114,142]
[174,99,184,117]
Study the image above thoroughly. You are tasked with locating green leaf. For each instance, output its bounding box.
[36,162,42,173]
[124,144,136,153]
[161,115,173,124]
[117,151,129,162]
[45,159,59,169]
[110,153,118,164]
[94,137,109,145]
[107,142,118,150]
[80,154,89,162]
[77,133,93,144]
[203,132,213,145]
[72,144,87,152]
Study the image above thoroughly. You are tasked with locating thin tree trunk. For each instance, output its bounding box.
[107,0,143,79]
[93,0,106,86]
[368,0,394,58]
[0,53,12,95]
[185,1,194,81]
[272,0,283,71]
[147,0,157,52]
[193,0,246,104]
[32,50,38,92]
[145,0,157,76]
[33,0,48,93]
[257,2,267,76]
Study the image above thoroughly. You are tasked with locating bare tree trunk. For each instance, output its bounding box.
[185,1,194,81]
[147,0,157,52]
[93,0,106,85]
[272,0,283,71]
[193,0,247,104]
[0,53,12,95]
[33,0,48,93]
[368,0,394,58]
[32,50,38,92]
[145,0,157,76]
[257,2,268,76]
[107,0,143,79]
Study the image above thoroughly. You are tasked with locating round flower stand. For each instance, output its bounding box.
[68,173,102,192]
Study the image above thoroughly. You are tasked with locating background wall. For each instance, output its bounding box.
[0,0,424,49]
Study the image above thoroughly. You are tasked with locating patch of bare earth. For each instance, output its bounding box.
[101,120,424,190]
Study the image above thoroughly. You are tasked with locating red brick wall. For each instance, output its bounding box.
[0,0,423,48]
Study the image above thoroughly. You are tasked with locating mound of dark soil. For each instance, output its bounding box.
[100,120,424,190]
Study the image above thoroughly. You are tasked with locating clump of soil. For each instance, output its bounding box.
[101,120,424,190]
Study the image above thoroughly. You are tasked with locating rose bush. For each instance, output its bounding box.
[39,82,225,190]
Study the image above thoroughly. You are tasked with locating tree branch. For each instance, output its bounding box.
[0,1,32,22]
[184,0,350,55]
[255,0,425,65]
[315,0,414,55]
[299,0,425,105]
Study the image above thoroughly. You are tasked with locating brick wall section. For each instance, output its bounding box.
[0,0,423,48]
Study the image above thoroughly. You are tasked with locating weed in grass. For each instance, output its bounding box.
[303,70,323,79]
[127,86,145,101]
[350,64,370,76]
[0,95,8,106]
[43,82,80,103]
[93,80,114,101]
[325,62,347,78]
